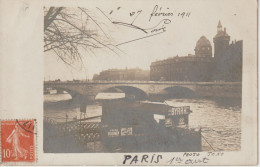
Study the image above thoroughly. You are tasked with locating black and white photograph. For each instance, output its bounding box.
[43,5,242,153]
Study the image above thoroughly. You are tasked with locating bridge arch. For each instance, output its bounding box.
[164,86,198,99]
[45,86,86,102]
[101,86,148,100]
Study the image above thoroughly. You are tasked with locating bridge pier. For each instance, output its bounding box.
[71,94,96,104]
[57,89,64,94]
[148,93,166,102]
[68,94,97,114]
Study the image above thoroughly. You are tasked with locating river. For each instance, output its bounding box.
[44,93,241,152]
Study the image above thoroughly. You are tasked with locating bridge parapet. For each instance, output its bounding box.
[44,80,242,85]
[44,81,242,101]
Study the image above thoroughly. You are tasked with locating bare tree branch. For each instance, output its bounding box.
[44,7,63,31]
[44,7,123,69]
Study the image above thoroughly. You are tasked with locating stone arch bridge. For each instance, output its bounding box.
[44,81,242,102]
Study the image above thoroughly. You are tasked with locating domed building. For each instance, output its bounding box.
[194,36,212,57]
[150,20,243,82]
[150,35,214,82]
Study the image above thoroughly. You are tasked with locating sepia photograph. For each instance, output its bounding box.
[43,5,242,153]
[0,0,257,165]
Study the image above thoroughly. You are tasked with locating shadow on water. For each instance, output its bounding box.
[165,86,199,99]
[207,97,241,109]
[44,95,241,111]
[167,96,241,110]
[150,95,241,111]
[44,99,80,110]
[149,87,199,102]
[149,86,241,109]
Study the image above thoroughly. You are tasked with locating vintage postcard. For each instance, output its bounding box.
[0,0,257,165]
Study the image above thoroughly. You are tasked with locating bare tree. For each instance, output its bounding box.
[44,7,116,67]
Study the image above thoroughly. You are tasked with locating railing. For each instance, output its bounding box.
[44,116,101,144]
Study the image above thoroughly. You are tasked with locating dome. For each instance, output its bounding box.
[196,36,211,48]
[194,36,212,57]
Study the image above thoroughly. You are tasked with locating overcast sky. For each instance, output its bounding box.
[44,0,252,81]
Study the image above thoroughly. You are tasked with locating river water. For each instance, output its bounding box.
[44,93,241,152]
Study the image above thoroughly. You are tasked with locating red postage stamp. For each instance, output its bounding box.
[1,120,36,163]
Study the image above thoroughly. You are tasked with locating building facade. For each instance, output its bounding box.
[150,21,243,82]
[150,36,215,82]
[93,68,150,81]
[213,21,243,82]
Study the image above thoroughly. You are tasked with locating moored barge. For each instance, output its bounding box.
[100,99,201,152]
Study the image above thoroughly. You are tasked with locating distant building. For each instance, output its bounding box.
[93,68,150,81]
[150,21,243,82]
[213,21,243,82]
[150,36,214,82]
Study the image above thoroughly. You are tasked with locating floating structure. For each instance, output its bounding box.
[100,99,201,152]
[44,94,201,152]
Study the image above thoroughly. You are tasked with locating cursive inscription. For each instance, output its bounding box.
[149,5,191,22]
[167,156,209,165]
[97,5,192,46]
[149,5,173,21]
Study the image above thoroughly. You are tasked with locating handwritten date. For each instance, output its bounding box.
[149,5,191,21]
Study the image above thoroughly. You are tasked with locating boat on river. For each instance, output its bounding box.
[44,93,202,152]
[100,99,201,152]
